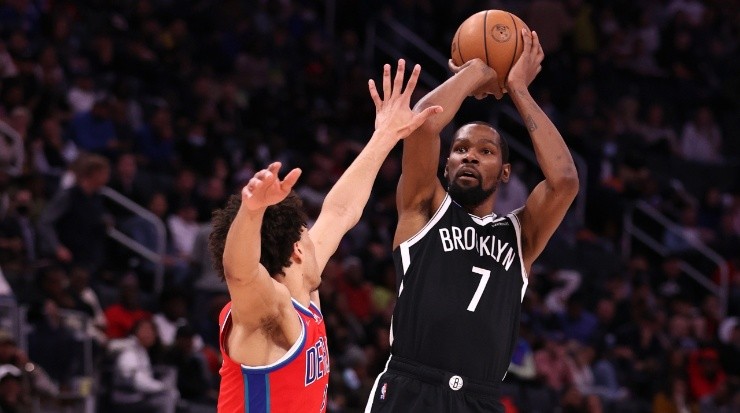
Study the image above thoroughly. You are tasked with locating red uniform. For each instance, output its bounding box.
[218,299,330,413]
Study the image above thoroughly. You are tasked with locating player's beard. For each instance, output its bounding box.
[448,180,496,207]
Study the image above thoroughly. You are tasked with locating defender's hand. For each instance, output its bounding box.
[368,59,443,139]
[507,29,543,90]
[448,58,503,100]
[242,162,302,211]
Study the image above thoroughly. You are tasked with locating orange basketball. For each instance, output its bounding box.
[451,10,530,89]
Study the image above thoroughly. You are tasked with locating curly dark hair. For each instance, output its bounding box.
[208,191,307,280]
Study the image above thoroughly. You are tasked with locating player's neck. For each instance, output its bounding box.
[463,198,496,218]
[281,268,312,308]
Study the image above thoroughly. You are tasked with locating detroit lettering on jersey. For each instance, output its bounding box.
[438,225,517,270]
[305,336,329,386]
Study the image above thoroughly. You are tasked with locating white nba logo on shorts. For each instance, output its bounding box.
[448,375,463,390]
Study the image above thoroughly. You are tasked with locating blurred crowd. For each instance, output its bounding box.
[0,0,737,412]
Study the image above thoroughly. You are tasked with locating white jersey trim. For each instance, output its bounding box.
[365,355,393,413]
[398,195,452,274]
[507,208,529,302]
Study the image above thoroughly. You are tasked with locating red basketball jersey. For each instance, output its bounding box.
[217,299,330,413]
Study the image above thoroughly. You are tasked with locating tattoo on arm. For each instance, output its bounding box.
[525,115,537,132]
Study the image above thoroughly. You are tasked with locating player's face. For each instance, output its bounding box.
[297,228,321,291]
[445,124,510,207]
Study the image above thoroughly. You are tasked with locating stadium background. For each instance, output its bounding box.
[0,0,737,412]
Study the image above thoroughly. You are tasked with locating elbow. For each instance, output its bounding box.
[323,203,361,232]
[552,168,579,199]
[560,172,580,199]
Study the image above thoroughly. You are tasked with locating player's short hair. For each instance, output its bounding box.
[452,121,509,163]
[209,191,307,280]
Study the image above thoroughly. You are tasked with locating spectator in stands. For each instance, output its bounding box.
[162,324,216,409]
[135,105,175,171]
[27,298,79,389]
[559,293,598,344]
[104,273,152,339]
[651,375,698,413]
[108,318,178,413]
[686,348,726,402]
[535,332,573,392]
[195,176,226,222]
[67,266,107,345]
[717,317,739,380]
[29,116,78,179]
[0,189,37,283]
[679,106,723,164]
[166,202,198,285]
[108,152,153,213]
[68,96,120,156]
[0,364,26,413]
[637,103,679,156]
[152,289,193,348]
[37,153,111,273]
[0,329,58,399]
[337,256,373,323]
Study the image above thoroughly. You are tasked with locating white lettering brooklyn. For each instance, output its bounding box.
[438,226,517,270]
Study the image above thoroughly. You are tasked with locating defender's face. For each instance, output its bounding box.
[445,125,509,205]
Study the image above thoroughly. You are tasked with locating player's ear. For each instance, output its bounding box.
[291,242,303,264]
[444,162,449,178]
[500,163,511,183]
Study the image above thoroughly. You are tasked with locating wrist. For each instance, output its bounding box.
[507,80,528,92]
[369,130,402,149]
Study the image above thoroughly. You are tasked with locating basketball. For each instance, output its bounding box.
[451,10,530,89]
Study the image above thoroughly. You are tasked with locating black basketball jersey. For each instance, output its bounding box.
[390,194,528,383]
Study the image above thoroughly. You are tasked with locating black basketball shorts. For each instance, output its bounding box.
[364,356,504,413]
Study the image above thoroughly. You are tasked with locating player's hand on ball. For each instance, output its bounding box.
[242,162,302,211]
[368,59,443,139]
[506,29,543,90]
[448,58,504,100]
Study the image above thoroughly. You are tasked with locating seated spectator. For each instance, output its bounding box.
[0,364,27,413]
[162,324,216,408]
[651,375,698,413]
[27,299,80,389]
[679,106,723,164]
[686,348,726,402]
[107,152,154,216]
[0,329,58,399]
[0,189,37,283]
[152,289,201,349]
[104,273,152,339]
[108,318,178,413]
[68,96,120,156]
[534,332,573,392]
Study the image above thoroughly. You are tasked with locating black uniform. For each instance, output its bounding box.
[366,195,527,413]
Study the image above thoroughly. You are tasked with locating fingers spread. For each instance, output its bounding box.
[403,64,420,97]
[382,64,391,101]
[368,79,382,110]
[392,59,406,98]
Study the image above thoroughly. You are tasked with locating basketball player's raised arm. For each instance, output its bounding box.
[223,163,302,326]
[394,59,497,248]
[507,30,579,271]
[311,60,441,286]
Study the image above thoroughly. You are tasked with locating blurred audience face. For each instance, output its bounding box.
[134,320,158,348]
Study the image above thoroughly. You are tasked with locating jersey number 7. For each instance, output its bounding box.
[467,266,491,312]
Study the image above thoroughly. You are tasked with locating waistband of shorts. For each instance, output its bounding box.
[387,356,500,397]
